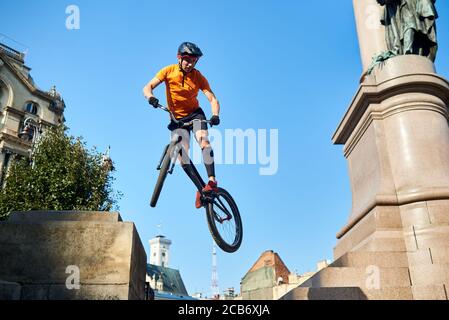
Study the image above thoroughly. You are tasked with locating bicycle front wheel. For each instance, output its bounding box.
[150,147,172,208]
[206,187,243,253]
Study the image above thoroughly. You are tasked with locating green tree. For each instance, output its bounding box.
[0,125,121,220]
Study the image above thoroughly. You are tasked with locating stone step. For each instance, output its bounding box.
[411,285,448,300]
[330,251,409,268]
[280,286,413,300]
[331,249,449,268]
[281,284,449,300]
[299,266,411,289]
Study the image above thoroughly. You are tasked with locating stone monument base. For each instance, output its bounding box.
[282,201,449,300]
[0,211,147,300]
[282,56,449,300]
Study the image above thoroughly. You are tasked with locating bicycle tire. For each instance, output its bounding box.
[206,187,243,253]
[150,147,172,208]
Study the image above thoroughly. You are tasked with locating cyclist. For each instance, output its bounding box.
[143,42,220,209]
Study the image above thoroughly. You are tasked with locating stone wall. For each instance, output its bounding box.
[0,211,147,300]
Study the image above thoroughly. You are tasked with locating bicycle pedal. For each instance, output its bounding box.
[201,194,214,203]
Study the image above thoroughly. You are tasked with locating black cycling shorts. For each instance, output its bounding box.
[168,108,208,133]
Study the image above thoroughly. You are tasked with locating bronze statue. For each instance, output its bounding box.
[377,0,438,61]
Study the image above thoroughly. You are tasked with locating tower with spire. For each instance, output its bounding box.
[149,235,172,267]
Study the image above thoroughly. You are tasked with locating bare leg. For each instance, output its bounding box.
[172,129,205,190]
[195,129,216,183]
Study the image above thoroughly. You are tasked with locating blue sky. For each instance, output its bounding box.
[2,0,449,297]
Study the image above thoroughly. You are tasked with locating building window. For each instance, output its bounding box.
[25,102,38,115]
[0,83,8,109]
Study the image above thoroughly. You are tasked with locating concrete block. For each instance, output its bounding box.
[0,211,146,300]
[0,222,133,284]
[0,280,21,300]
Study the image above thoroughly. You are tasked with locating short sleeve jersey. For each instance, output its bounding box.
[155,64,212,119]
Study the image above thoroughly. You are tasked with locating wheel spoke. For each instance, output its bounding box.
[212,199,232,219]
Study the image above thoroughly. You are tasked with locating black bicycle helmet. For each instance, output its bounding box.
[178,42,203,57]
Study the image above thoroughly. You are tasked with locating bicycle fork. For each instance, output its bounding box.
[157,137,183,175]
[156,144,169,171]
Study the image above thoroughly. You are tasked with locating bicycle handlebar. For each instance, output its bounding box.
[155,103,212,128]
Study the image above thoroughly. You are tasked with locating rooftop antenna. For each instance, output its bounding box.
[211,240,219,299]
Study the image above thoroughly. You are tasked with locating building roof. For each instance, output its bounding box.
[0,43,65,113]
[146,264,188,296]
[247,250,290,274]
[241,250,291,291]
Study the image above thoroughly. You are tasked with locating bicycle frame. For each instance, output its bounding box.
[162,133,206,192]
[154,103,212,192]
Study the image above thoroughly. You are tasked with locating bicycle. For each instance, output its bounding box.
[149,104,243,253]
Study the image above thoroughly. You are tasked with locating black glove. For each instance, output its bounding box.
[210,115,220,126]
[148,97,159,108]
[167,121,179,131]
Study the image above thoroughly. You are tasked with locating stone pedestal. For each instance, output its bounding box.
[352,0,386,73]
[333,55,449,258]
[0,211,147,300]
[282,55,449,300]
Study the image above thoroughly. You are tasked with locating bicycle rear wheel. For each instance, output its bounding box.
[150,147,172,208]
[206,187,243,253]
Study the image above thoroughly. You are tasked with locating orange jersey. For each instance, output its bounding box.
[155,64,211,119]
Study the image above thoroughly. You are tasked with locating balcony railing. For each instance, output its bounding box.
[0,43,25,62]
